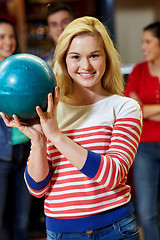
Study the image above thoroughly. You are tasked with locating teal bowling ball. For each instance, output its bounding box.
[0,53,56,120]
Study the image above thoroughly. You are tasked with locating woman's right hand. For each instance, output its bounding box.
[0,113,45,142]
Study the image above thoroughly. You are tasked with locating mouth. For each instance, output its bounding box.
[3,48,13,53]
[78,72,96,78]
[143,51,150,57]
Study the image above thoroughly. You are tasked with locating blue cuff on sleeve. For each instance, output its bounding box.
[25,166,51,191]
[80,150,101,178]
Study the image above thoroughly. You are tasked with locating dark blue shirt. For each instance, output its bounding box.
[0,117,12,161]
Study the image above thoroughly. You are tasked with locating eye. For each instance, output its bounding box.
[62,19,71,26]
[49,22,57,28]
[91,54,99,59]
[143,39,151,44]
[0,34,4,40]
[72,55,80,60]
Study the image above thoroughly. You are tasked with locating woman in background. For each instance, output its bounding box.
[1,16,142,239]
[124,22,160,240]
[0,18,32,240]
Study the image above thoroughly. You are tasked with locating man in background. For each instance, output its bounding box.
[43,2,74,64]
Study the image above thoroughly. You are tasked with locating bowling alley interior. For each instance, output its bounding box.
[0,0,160,240]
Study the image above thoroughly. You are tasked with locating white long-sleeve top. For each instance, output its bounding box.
[25,95,142,232]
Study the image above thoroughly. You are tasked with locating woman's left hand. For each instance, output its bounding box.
[36,86,61,141]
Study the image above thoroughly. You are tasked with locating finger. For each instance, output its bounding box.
[47,93,54,113]
[0,112,12,126]
[54,86,60,101]
[36,106,46,121]
[12,114,27,133]
[53,86,60,109]
[12,114,23,127]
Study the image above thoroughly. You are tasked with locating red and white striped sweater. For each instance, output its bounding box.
[25,95,142,220]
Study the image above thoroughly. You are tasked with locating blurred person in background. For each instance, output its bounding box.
[0,18,32,240]
[43,1,74,64]
[124,22,160,240]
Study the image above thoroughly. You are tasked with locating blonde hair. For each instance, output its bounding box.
[52,16,124,100]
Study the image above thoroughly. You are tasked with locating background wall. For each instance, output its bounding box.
[115,0,160,65]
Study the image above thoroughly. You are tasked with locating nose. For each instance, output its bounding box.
[141,45,146,53]
[80,58,91,70]
[141,41,147,52]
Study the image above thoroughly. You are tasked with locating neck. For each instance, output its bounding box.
[64,85,111,106]
[148,58,160,76]
[150,57,160,67]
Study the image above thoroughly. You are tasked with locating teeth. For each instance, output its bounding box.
[80,73,92,76]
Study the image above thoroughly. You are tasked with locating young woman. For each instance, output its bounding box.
[0,18,32,240]
[124,22,160,240]
[1,16,142,240]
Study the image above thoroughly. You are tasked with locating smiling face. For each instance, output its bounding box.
[0,23,17,62]
[65,34,107,95]
[141,30,160,62]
